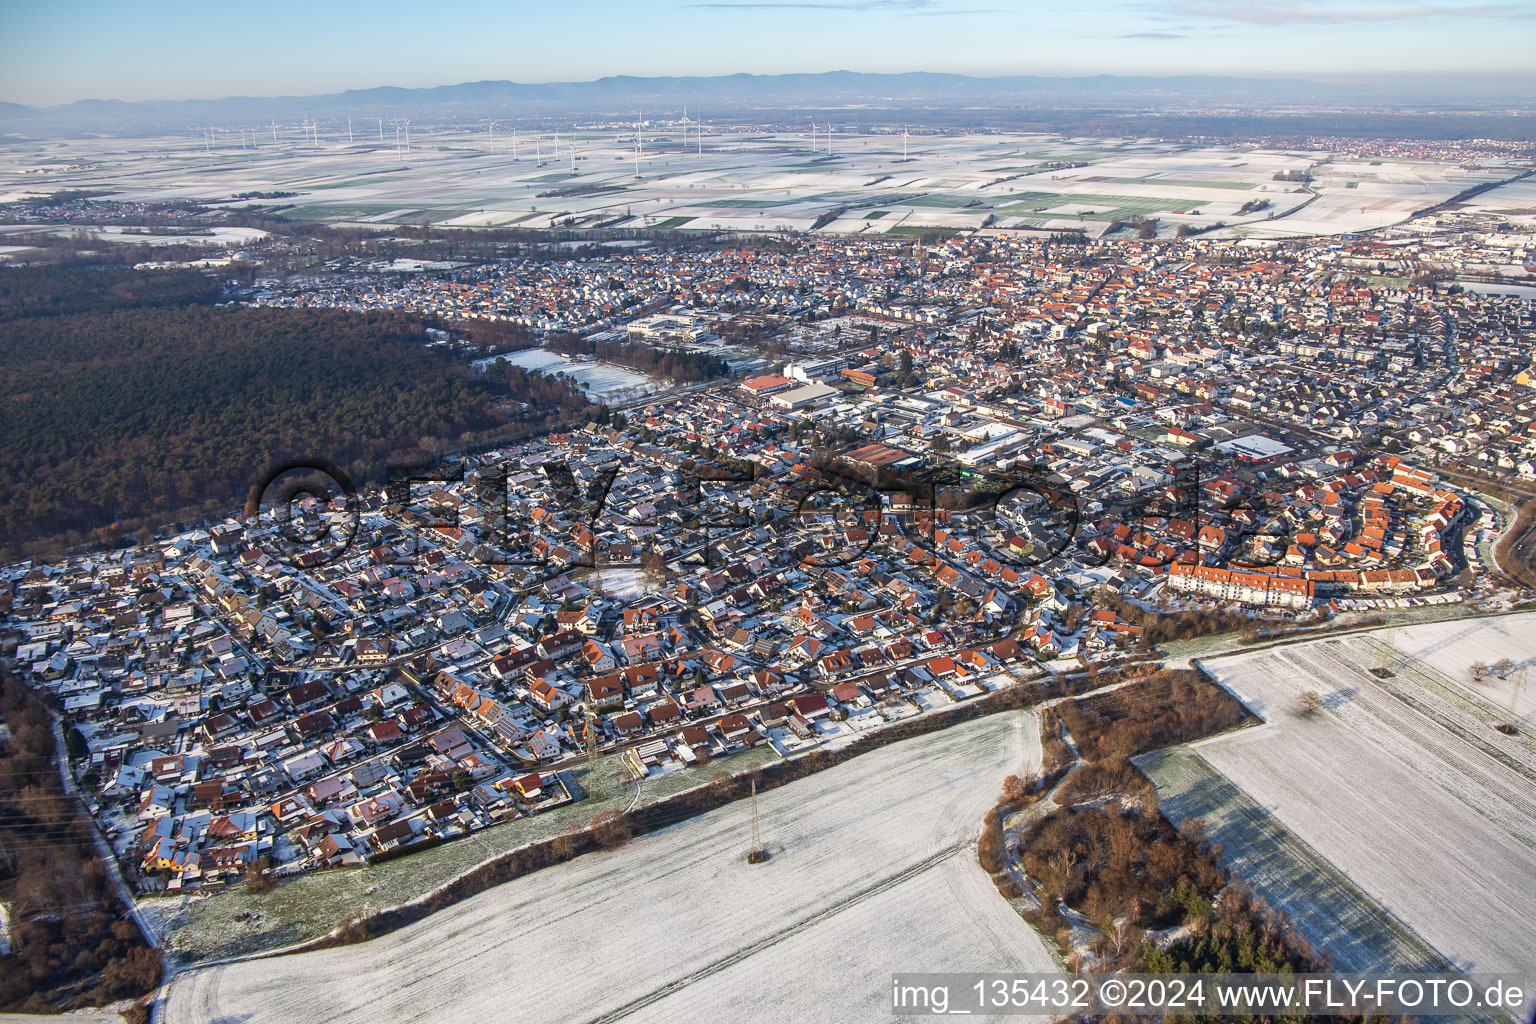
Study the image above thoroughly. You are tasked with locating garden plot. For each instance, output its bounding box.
[1180,631,1536,994]
[164,712,1052,1024]
[578,567,666,603]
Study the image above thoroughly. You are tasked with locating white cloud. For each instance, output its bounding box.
[1158,0,1527,24]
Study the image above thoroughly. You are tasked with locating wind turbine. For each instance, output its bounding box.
[347,118,353,144]
[809,117,817,154]
[512,127,519,160]
[903,125,909,161]
[827,123,834,157]
[403,120,411,153]
[270,120,277,143]
[377,117,384,144]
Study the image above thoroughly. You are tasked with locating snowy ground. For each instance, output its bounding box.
[1159,624,1536,1007]
[473,347,659,398]
[1141,746,1449,975]
[1370,612,1536,729]
[140,745,777,964]
[1455,281,1536,300]
[2,130,1506,239]
[164,712,1054,1024]
[0,1011,122,1024]
[38,224,269,245]
[578,566,666,603]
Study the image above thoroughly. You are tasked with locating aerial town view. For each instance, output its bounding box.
[1,2,1534,1023]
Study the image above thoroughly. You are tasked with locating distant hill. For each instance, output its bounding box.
[0,70,1375,135]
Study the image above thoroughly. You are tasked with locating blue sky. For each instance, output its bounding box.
[2,0,1533,105]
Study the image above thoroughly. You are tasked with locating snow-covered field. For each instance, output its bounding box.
[42,224,269,245]
[164,712,1054,1024]
[474,347,659,397]
[1141,746,1449,975]
[1370,613,1536,727]
[0,1011,121,1024]
[1460,177,1536,219]
[1165,622,1536,1003]
[1456,281,1536,301]
[1,130,1505,239]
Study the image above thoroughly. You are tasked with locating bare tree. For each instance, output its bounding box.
[1047,848,1078,894]
[1108,916,1143,962]
[1296,690,1324,716]
[1469,660,1488,684]
[590,810,632,849]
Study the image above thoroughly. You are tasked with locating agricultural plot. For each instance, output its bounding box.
[2,129,1512,239]
[1234,161,1511,238]
[163,712,1053,1024]
[1139,746,1449,974]
[1159,624,1536,1007]
[1460,178,1536,222]
[1370,613,1536,731]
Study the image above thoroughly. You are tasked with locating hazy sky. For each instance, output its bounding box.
[2,0,1533,105]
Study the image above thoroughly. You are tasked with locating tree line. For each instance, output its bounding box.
[0,266,596,557]
[0,674,162,1012]
[547,333,731,383]
[976,667,1369,1015]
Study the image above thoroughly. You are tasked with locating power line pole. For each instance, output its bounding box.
[750,777,761,852]
[1505,666,1528,734]
[584,705,604,801]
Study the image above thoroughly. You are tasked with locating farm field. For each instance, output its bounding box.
[1163,620,1536,1012]
[1370,613,1536,731]
[1,128,1515,239]
[1456,177,1536,225]
[1140,746,1449,974]
[163,711,1053,1024]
